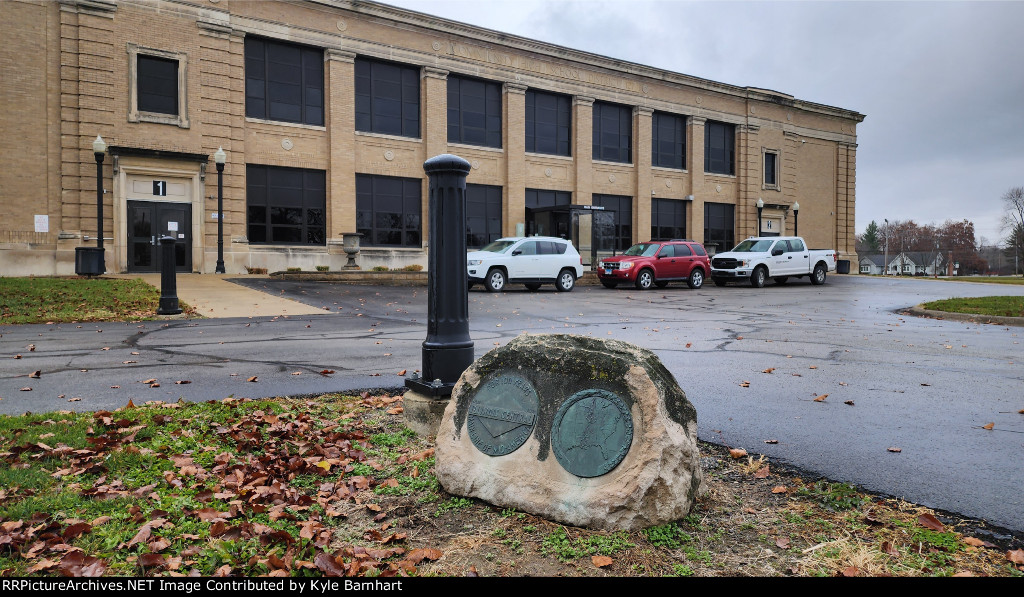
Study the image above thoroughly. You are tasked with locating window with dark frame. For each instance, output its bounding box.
[651,198,686,241]
[245,37,324,126]
[137,55,178,116]
[525,89,571,156]
[525,189,571,209]
[592,101,632,163]
[704,120,735,175]
[466,184,503,249]
[703,201,735,254]
[355,174,422,247]
[651,111,686,170]
[355,58,420,138]
[448,75,502,148]
[246,165,326,245]
[764,151,778,186]
[593,194,633,251]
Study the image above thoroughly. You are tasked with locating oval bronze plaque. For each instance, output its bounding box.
[467,374,539,456]
[551,389,633,478]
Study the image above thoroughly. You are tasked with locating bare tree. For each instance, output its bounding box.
[1002,188,1024,276]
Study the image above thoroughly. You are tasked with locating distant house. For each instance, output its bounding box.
[859,252,945,276]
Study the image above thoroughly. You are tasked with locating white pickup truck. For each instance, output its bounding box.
[710,236,838,287]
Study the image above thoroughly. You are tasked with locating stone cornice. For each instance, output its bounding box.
[326,49,356,63]
[504,82,528,95]
[574,96,595,107]
[58,0,117,17]
[422,67,449,79]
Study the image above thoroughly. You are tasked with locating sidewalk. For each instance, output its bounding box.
[107,273,329,318]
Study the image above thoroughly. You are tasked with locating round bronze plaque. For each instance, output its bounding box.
[466,374,539,457]
[551,389,634,478]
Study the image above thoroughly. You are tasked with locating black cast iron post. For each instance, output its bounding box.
[405,154,473,397]
[156,235,182,315]
[756,198,764,237]
[93,136,106,251]
[214,147,226,274]
[793,201,799,236]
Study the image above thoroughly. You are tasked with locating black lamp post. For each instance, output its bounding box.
[756,198,764,236]
[792,201,799,236]
[93,136,106,250]
[214,147,226,274]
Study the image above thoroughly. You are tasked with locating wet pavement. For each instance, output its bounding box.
[1,274,1023,537]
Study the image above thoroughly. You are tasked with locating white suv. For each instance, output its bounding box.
[467,236,584,292]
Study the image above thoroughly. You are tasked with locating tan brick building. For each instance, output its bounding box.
[0,0,864,276]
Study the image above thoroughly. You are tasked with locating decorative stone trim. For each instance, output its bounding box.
[574,95,595,106]
[423,67,449,80]
[126,44,191,129]
[634,106,654,116]
[504,82,528,95]
[326,49,356,63]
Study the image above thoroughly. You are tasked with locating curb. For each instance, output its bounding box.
[269,270,605,286]
[905,305,1024,327]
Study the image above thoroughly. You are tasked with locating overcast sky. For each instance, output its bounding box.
[384,0,1024,246]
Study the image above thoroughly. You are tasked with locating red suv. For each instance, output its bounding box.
[597,240,710,290]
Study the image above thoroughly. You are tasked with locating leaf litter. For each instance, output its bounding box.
[0,393,1019,578]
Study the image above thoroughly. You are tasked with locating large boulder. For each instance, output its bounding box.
[434,333,704,531]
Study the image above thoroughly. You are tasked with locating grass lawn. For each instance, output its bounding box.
[0,394,1020,578]
[0,277,195,324]
[922,296,1024,318]
[921,276,1024,285]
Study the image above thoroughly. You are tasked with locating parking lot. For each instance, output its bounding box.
[3,274,1023,536]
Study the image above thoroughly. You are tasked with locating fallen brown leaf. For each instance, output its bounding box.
[762,368,775,374]
[592,555,613,568]
[1007,549,1024,565]
[844,400,855,406]
[887,447,902,453]
[397,369,407,376]
[776,537,790,549]
[754,466,770,479]
[982,422,994,430]
[29,370,41,378]
[764,439,778,444]
[20,387,31,392]
[771,486,787,494]
[813,394,828,402]
[729,448,747,458]
[842,566,859,577]
[917,513,945,532]
[247,376,258,382]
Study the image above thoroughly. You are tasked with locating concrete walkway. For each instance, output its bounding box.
[106,273,330,318]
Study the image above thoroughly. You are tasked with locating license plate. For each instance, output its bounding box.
[604,269,612,276]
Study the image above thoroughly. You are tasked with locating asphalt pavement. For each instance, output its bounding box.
[1,273,1023,541]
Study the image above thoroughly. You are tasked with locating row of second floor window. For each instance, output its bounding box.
[133,36,746,177]
[245,165,738,253]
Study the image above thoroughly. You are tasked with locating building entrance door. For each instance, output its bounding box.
[127,200,192,272]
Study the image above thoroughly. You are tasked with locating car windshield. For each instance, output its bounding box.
[623,243,660,257]
[478,240,517,254]
[730,239,775,253]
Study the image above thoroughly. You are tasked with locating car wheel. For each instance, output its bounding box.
[485,268,506,292]
[811,264,827,285]
[713,278,727,287]
[773,277,789,285]
[655,280,669,288]
[750,266,767,288]
[556,269,576,292]
[635,269,654,290]
[687,268,705,289]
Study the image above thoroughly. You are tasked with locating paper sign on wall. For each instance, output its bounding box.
[168,221,178,232]
[34,215,49,233]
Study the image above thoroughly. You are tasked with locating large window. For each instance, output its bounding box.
[651,198,686,241]
[355,58,419,138]
[704,121,735,175]
[246,165,326,245]
[448,75,502,148]
[525,189,571,209]
[652,112,686,169]
[466,184,503,249]
[593,194,633,251]
[525,89,571,156]
[592,101,632,163]
[355,175,422,247]
[703,202,735,254]
[245,37,323,126]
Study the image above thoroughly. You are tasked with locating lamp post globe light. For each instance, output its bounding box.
[214,147,226,274]
[756,198,764,236]
[792,201,799,236]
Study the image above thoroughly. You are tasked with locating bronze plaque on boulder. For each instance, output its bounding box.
[551,388,634,478]
[467,374,539,456]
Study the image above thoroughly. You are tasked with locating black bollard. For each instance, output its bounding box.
[156,235,182,315]
[405,154,474,397]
